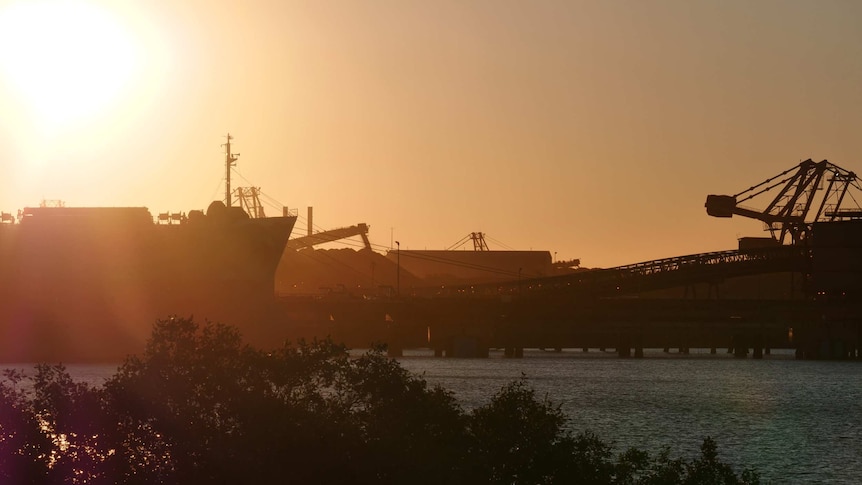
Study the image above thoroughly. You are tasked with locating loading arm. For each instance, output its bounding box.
[286,223,371,250]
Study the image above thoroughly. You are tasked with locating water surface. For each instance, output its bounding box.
[396,349,862,484]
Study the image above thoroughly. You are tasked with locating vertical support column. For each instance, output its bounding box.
[504,347,524,358]
[857,321,862,360]
[752,334,764,359]
[633,333,644,358]
[617,334,631,358]
[733,333,749,358]
[679,327,689,354]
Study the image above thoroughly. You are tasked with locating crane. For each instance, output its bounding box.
[705,159,862,245]
[446,232,490,251]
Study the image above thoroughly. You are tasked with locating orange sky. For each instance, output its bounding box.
[1,0,861,268]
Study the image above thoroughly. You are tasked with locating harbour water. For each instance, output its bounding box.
[10,349,862,483]
[395,349,862,484]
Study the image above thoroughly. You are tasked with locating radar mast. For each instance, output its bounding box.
[223,133,239,207]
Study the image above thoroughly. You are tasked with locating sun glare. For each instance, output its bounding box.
[0,0,138,128]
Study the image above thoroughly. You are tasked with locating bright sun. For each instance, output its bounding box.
[0,0,138,128]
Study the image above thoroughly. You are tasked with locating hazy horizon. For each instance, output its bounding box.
[2,0,861,267]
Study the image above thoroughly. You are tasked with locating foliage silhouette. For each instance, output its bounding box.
[0,369,52,484]
[0,316,760,484]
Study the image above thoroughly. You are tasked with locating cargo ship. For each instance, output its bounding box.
[0,136,297,362]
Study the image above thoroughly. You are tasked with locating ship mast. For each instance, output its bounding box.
[223,133,239,207]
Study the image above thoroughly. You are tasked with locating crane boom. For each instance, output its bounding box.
[705,159,862,244]
[286,223,371,250]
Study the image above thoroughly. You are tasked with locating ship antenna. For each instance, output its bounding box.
[223,133,240,206]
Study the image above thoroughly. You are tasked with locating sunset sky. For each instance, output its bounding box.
[1,0,861,268]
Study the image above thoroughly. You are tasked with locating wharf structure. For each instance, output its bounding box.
[275,238,860,360]
[276,160,862,360]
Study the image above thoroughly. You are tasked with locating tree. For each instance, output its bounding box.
[329,346,469,484]
[466,378,617,484]
[0,369,52,484]
[102,317,469,484]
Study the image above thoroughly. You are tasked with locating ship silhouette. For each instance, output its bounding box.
[0,136,297,362]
